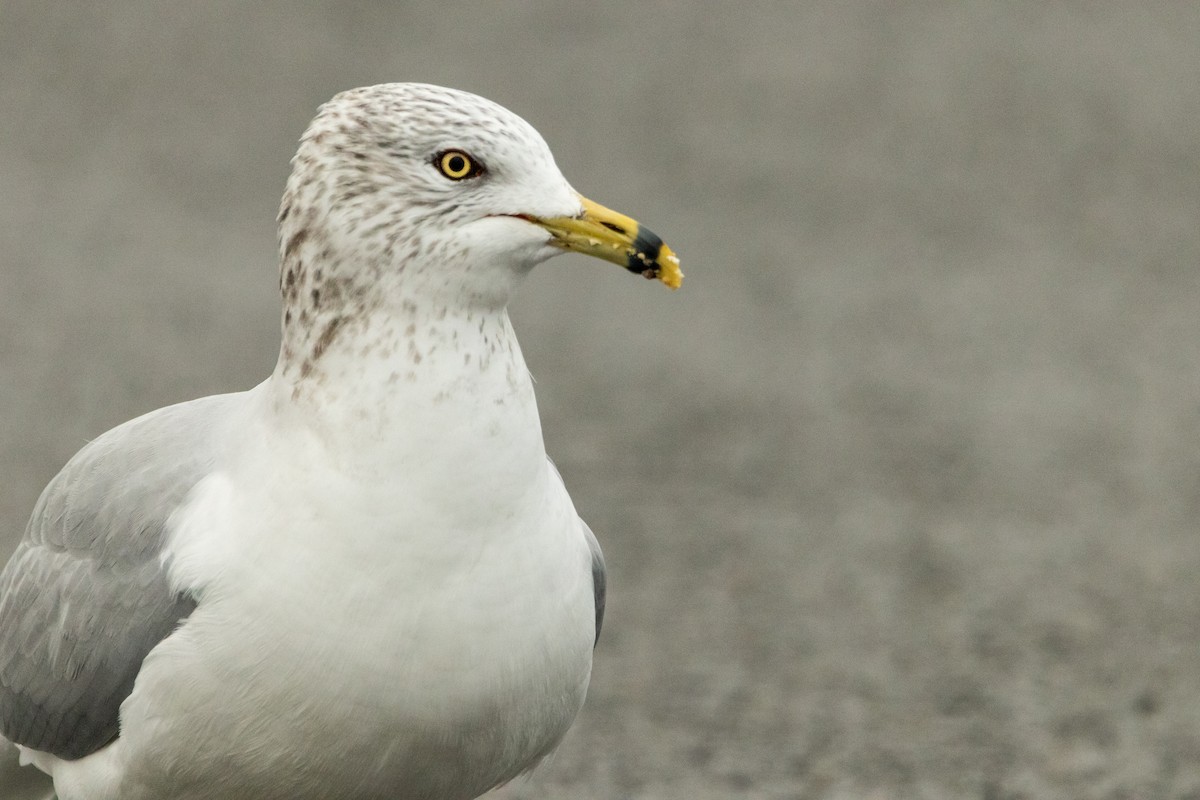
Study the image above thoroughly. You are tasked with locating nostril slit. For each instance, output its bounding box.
[600,221,626,234]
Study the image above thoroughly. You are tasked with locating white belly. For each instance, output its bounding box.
[103,466,597,800]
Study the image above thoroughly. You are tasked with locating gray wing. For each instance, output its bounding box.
[582,520,606,646]
[0,393,241,760]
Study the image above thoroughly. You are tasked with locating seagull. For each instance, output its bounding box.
[0,82,680,800]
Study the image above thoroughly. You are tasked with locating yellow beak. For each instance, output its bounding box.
[524,195,682,289]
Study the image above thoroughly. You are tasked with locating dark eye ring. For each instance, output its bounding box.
[436,150,483,180]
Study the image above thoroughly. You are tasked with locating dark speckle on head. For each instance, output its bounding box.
[299,315,348,380]
[284,228,309,262]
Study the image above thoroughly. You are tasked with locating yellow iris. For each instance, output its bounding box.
[438,150,476,180]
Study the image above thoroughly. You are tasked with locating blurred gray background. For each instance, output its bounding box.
[2,3,1198,798]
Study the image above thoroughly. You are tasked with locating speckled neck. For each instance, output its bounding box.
[274,187,381,384]
[267,311,546,515]
[270,198,520,398]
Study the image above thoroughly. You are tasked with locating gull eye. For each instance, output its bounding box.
[436,150,482,181]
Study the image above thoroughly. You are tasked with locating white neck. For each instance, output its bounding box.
[263,301,546,519]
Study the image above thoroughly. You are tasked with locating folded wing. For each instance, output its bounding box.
[0,394,240,760]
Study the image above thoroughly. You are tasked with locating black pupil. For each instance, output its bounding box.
[448,155,466,174]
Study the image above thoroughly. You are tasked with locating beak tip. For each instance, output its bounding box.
[657,249,683,290]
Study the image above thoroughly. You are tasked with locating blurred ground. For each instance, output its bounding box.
[2,2,1199,799]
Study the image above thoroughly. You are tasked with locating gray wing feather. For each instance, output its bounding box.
[0,393,240,760]
[582,520,606,646]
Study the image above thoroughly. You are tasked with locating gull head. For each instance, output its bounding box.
[276,82,681,322]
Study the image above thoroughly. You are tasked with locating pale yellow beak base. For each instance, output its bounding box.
[526,195,682,289]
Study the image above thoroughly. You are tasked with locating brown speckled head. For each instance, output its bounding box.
[274,83,582,378]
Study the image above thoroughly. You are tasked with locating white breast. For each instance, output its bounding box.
[110,396,597,800]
